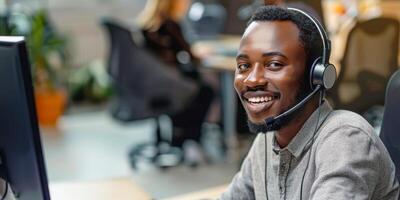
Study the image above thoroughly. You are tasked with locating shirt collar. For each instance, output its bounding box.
[272,100,333,158]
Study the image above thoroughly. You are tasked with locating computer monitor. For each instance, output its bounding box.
[0,37,50,200]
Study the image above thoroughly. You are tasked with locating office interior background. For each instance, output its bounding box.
[1,0,399,199]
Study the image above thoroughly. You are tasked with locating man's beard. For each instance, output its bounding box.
[247,82,310,134]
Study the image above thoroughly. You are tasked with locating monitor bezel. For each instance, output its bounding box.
[0,36,51,200]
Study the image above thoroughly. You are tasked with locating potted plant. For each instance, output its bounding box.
[26,10,69,126]
[0,8,69,126]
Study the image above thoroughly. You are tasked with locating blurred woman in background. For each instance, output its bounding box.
[137,0,215,162]
[137,0,200,79]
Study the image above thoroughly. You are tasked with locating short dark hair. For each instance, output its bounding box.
[248,6,323,91]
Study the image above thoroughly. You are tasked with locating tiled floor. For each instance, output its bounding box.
[40,109,241,199]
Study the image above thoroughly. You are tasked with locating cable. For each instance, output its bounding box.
[299,89,324,200]
[264,133,268,200]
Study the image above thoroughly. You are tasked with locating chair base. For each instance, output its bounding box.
[129,141,183,170]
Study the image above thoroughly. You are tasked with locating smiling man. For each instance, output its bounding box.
[220,6,399,200]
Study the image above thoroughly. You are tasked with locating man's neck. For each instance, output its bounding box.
[274,100,319,148]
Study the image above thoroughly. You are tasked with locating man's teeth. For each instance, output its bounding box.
[248,96,274,103]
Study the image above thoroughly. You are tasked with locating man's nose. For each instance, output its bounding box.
[243,63,267,87]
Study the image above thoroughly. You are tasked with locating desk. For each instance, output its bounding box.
[164,184,228,200]
[193,36,239,156]
[49,178,151,200]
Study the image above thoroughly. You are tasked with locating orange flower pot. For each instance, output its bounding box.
[35,89,67,126]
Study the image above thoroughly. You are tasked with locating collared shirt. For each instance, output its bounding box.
[221,101,399,200]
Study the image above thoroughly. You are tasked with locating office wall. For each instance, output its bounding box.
[47,0,146,66]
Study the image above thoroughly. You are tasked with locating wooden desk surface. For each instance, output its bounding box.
[49,178,151,200]
[201,55,237,71]
[164,184,228,200]
[192,35,239,71]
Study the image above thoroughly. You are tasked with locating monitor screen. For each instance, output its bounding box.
[0,36,50,200]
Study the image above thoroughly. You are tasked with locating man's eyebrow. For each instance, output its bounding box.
[236,54,249,60]
[262,52,287,58]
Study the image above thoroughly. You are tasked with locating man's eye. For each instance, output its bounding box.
[237,63,250,71]
[266,61,284,69]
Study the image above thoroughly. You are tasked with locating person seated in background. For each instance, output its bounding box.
[136,0,214,160]
[221,6,399,199]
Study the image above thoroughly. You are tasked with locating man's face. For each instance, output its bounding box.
[234,21,306,125]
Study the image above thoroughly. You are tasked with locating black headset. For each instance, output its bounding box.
[264,7,337,131]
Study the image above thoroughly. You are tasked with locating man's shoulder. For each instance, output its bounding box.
[329,109,373,128]
[316,109,392,157]
[323,109,376,138]
[315,110,398,196]
[316,109,383,150]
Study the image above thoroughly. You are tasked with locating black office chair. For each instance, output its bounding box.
[329,17,399,114]
[101,18,199,169]
[380,70,400,182]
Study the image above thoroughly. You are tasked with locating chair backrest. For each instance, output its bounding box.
[343,18,399,82]
[100,18,198,120]
[380,70,400,181]
[101,19,141,83]
[332,17,399,113]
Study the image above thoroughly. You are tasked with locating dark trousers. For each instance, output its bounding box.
[170,83,214,147]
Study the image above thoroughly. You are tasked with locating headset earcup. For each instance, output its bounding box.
[322,64,336,89]
[310,57,337,90]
